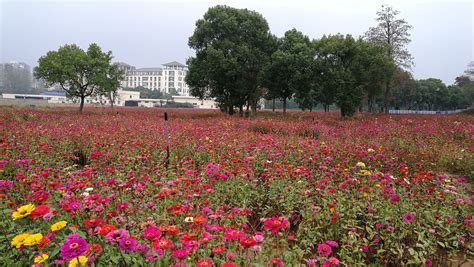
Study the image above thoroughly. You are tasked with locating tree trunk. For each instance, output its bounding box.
[251,100,257,114]
[283,98,287,114]
[239,105,244,117]
[384,81,390,114]
[228,106,234,115]
[79,96,85,113]
[272,98,275,112]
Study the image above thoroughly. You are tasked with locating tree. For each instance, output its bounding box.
[186,5,275,116]
[390,68,416,109]
[364,5,413,113]
[316,34,363,117]
[34,43,117,112]
[96,63,124,108]
[263,29,314,114]
[353,40,395,112]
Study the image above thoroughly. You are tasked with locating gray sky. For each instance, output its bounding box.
[1,0,472,85]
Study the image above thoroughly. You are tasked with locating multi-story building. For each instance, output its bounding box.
[121,61,190,96]
[125,67,162,91]
[0,61,32,90]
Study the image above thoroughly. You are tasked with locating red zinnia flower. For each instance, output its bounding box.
[99,224,116,236]
[239,237,256,248]
[30,205,50,219]
[197,259,214,267]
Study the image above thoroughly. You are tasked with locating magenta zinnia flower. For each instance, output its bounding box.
[317,243,332,257]
[60,234,88,260]
[322,257,340,267]
[105,229,129,243]
[142,226,162,241]
[119,237,137,253]
[403,212,415,224]
[171,249,189,260]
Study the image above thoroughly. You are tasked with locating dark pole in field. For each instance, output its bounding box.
[164,112,170,167]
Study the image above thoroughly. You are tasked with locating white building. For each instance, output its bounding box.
[121,61,190,96]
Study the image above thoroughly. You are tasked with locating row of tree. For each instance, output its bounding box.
[186,5,417,117]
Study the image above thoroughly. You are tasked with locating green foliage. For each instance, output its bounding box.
[263,29,315,114]
[34,43,119,112]
[186,5,276,115]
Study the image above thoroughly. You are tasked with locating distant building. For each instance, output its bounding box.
[121,61,190,96]
[0,61,32,91]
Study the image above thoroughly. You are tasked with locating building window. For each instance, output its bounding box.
[168,71,174,75]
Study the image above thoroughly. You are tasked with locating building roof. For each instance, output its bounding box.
[42,92,66,96]
[163,61,187,67]
[134,67,163,72]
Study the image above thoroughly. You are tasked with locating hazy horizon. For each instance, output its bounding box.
[1,0,472,85]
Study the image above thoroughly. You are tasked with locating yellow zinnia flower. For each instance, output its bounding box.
[11,233,29,248]
[12,204,35,220]
[23,233,43,246]
[68,256,88,267]
[34,253,49,263]
[51,221,67,232]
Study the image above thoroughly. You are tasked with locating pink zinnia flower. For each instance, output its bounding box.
[224,229,244,240]
[142,227,162,241]
[171,249,189,260]
[105,229,129,243]
[119,237,137,253]
[403,212,415,224]
[317,243,332,257]
[322,257,340,267]
[60,234,88,260]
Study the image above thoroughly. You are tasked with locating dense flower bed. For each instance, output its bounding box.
[0,107,473,266]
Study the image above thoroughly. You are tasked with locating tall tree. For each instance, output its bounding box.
[263,29,314,114]
[316,34,362,117]
[353,40,395,112]
[186,5,275,116]
[34,43,117,112]
[364,5,413,113]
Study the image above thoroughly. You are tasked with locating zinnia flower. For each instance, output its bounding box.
[142,226,162,241]
[68,256,88,267]
[105,229,128,243]
[240,237,257,248]
[11,233,29,248]
[224,229,244,240]
[23,233,43,246]
[34,253,49,264]
[403,212,415,224]
[317,243,332,257]
[51,221,68,232]
[263,216,289,235]
[322,257,340,267]
[30,205,50,219]
[197,259,214,267]
[12,204,35,220]
[60,234,88,260]
[171,249,189,260]
[119,237,137,253]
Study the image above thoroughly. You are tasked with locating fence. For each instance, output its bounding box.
[388,109,465,115]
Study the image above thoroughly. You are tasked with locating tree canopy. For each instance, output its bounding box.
[186,5,276,115]
[34,43,120,112]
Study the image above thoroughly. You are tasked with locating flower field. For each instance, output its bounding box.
[1,107,473,266]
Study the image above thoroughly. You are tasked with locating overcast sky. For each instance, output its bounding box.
[0,0,472,85]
